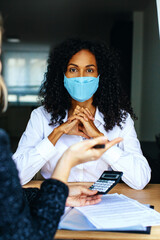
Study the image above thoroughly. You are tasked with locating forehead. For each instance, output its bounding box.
[68,49,97,65]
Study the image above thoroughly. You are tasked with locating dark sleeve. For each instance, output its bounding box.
[0,129,25,225]
[29,179,69,239]
[23,187,40,204]
[0,129,68,240]
[0,129,35,239]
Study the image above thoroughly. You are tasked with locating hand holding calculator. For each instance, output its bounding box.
[89,171,123,194]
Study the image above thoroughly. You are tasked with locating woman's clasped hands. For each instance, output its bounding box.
[62,105,103,139]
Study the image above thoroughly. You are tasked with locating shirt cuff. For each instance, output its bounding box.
[36,137,58,162]
[101,145,123,165]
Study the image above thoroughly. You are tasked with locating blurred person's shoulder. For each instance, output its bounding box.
[0,129,10,146]
[0,129,11,156]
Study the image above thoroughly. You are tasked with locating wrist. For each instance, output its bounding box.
[61,150,75,169]
[48,126,64,145]
[51,155,71,182]
[54,125,65,136]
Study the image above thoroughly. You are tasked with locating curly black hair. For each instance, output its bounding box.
[39,38,136,131]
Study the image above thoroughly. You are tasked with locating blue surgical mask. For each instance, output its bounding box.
[64,75,99,102]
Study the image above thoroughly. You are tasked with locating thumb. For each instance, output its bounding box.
[78,131,90,139]
[80,186,98,196]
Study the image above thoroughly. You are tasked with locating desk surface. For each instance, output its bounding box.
[24,182,160,240]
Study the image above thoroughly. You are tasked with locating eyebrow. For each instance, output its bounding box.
[68,63,78,67]
[86,64,96,68]
[68,63,96,68]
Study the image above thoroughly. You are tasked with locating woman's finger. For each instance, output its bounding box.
[85,195,102,200]
[77,112,88,121]
[85,198,101,206]
[73,108,80,115]
[68,115,86,124]
[78,107,94,121]
[68,119,78,126]
[76,105,80,110]
[63,119,78,134]
[84,107,95,120]
[67,115,80,123]
[73,107,90,122]
[78,187,98,196]
[77,131,90,139]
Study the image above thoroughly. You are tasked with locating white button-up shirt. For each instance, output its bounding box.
[13,106,151,189]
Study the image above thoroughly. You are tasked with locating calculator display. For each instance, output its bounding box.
[101,173,119,180]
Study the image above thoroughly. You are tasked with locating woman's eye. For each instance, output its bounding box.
[69,68,77,73]
[86,69,94,73]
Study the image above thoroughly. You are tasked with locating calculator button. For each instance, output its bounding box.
[108,180,114,183]
[90,180,115,192]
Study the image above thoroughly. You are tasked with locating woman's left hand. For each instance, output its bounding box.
[66,185,102,207]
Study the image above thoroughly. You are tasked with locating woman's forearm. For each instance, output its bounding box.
[48,126,64,146]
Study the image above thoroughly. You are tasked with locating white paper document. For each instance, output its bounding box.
[75,193,160,229]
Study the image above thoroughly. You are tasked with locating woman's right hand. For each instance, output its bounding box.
[51,136,122,182]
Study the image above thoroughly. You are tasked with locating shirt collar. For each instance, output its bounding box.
[94,107,105,125]
[63,110,68,122]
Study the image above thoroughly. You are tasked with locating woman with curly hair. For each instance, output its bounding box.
[13,38,151,189]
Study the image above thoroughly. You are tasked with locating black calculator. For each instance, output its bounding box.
[89,171,123,194]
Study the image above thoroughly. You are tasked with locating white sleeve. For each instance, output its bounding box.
[101,114,151,190]
[12,109,58,185]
